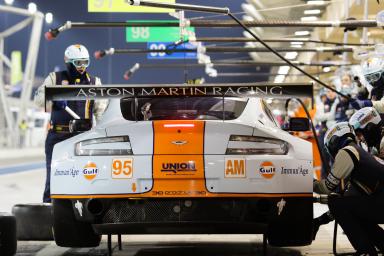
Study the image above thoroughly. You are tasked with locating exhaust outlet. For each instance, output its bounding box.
[86,199,104,215]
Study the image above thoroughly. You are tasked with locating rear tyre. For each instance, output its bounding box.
[12,204,53,240]
[267,198,313,247]
[0,212,17,256]
[52,199,101,247]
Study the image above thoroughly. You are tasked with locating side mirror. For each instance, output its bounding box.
[69,119,92,133]
[285,117,310,132]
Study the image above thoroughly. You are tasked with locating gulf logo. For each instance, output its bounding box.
[259,161,275,179]
[83,162,98,181]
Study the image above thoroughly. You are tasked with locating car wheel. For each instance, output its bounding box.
[52,199,101,247]
[0,212,17,256]
[267,198,313,247]
[12,204,53,240]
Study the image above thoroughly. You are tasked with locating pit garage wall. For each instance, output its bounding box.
[0,0,271,85]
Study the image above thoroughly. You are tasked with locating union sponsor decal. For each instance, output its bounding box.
[259,161,275,179]
[83,162,98,181]
[161,161,197,175]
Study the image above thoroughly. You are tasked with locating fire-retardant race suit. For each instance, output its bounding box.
[34,44,107,203]
[314,122,384,255]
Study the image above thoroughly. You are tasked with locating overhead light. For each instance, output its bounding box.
[323,66,331,73]
[291,44,303,48]
[4,0,14,5]
[307,0,327,5]
[28,2,37,14]
[284,52,298,60]
[295,30,310,36]
[274,75,285,83]
[242,15,254,22]
[278,66,290,75]
[304,9,321,15]
[301,16,318,21]
[45,12,53,24]
[291,41,304,45]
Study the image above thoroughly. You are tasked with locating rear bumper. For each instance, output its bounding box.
[92,222,268,235]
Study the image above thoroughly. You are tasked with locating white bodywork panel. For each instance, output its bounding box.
[51,98,313,196]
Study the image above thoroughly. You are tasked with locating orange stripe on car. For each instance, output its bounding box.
[51,193,313,199]
[151,120,207,197]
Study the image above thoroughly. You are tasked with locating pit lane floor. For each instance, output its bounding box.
[0,164,358,255]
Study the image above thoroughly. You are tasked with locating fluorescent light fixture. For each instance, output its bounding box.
[242,15,254,22]
[274,75,286,83]
[304,9,321,15]
[295,31,310,36]
[291,44,303,48]
[4,0,14,5]
[307,0,327,5]
[278,66,290,75]
[291,41,304,45]
[301,16,318,21]
[45,12,53,24]
[323,66,331,73]
[284,52,298,60]
[28,2,37,13]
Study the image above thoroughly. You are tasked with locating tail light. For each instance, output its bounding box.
[75,136,132,156]
[226,135,288,155]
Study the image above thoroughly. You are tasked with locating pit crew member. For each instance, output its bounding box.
[350,57,384,111]
[350,107,384,157]
[34,44,107,203]
[314,122,384,255]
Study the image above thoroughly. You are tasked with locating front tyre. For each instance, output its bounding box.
[52,199,101,247]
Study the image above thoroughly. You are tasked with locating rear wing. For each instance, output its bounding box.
[45,82,313,101]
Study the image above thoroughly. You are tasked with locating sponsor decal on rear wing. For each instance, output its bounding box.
[45,82,313,101]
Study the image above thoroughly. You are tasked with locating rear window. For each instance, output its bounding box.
[121,97,248,121]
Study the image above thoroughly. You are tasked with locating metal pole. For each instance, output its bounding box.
[17,13,43,142]
[0,17,33,38]
[0,4,36,17]
[139,61,354,68]
[128,0,229,14]
[0,39,15,147]
[193,37,373,46]
[64,20,378,28]
[101,46,352,55]
[217,72,328,77]
[46,19,381,40]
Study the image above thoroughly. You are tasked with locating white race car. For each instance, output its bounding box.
[48,83,314,248]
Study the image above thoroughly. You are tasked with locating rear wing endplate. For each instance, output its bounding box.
[45,82,313,101]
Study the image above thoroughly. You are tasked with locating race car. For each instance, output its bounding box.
[48,83,314,248]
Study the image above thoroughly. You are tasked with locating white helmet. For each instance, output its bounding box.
[324,122,356,159]
[361,57,384,85]
[64,44,90,71]
[349,107,382,148]
[349,107,381,130]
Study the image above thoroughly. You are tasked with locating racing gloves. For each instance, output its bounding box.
[350,99,373,110]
